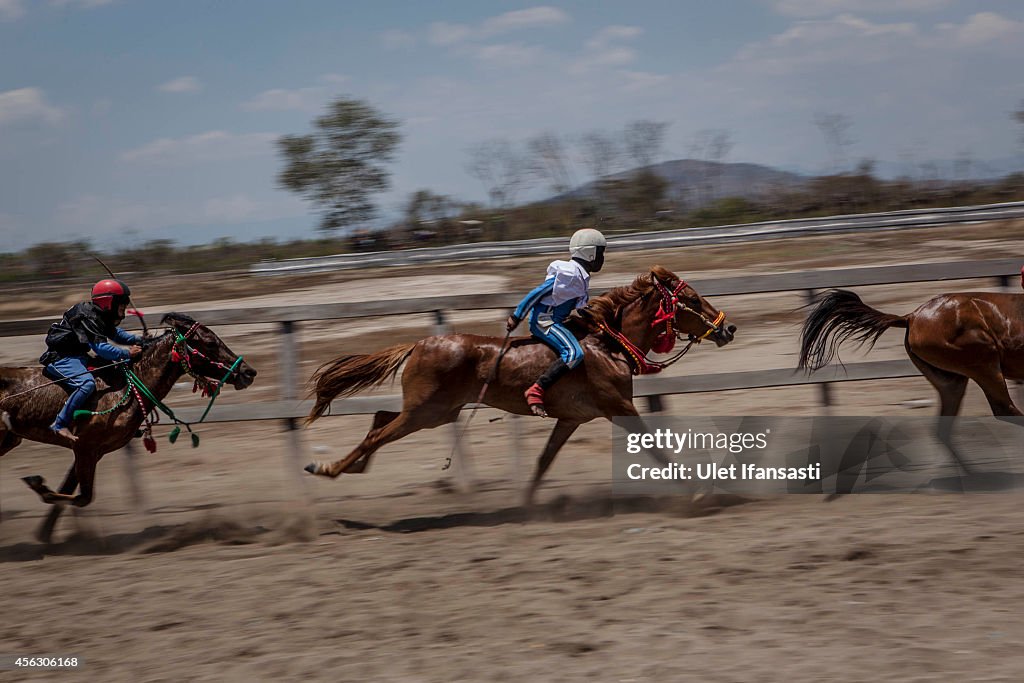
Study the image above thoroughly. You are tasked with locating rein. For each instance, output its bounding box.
[598,279,727,375]
[72,323,244,452]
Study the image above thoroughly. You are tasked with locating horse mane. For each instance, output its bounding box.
[574,265,677,332]
[160,312,196,328]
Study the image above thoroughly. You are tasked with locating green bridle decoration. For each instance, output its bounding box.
[73,326,245,450]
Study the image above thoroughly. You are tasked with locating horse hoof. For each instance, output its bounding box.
[22,475,44,490]
[303,463,319,475]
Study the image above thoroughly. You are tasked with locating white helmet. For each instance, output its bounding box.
[569,228,607,262]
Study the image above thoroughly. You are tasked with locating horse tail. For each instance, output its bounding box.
[306,343,415,425]
[798,289,909,371]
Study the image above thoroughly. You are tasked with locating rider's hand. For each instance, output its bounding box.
[506,315,520,332]
[129,345,144,359]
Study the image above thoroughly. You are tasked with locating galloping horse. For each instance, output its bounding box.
[0,313,257,538]
[799,289,1024,470]
[305,266,737,502]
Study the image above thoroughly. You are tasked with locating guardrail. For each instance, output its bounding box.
[249,201,1024,276]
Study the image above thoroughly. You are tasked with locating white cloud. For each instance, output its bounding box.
[0,87,65,126]
[318,73,349,86]
[728,14,918,75]
[475,43,545,68]
[50,0,116,7]
[586,25,643,50]
[571,25,642,74]
[0,0,24,21]
[428,21,472,46]
[119,130,277,165]
[241,86,327,112]
[381,29,416,49]
[771,0,953,17]
[428,6,568,46]
[947,11,1024,47]
[619,70,671,92]
[241,75,348,112]
[480,6,569,34]
[55,193,306,232]
[157,76,202,94]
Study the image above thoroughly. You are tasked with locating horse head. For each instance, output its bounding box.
[160,313,257,390]
[649,266,737,348]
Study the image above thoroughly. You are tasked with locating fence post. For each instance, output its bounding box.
[433,310,452,336]
[507,413,523,487]
[995,275,1024,402]
[280,320,310,502]
[121,440,147,513]
[805,289,835,414]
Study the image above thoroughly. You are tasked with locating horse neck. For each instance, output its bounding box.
[130,334,185,401]
[617,295,662,353]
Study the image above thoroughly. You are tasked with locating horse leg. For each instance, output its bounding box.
[0,428,22,458]
[524,419,581,505]
[341,410,399,474]
[907,350,972,474]
[970,369,1024,417]
[36,465,79,543]
[306,405,459,478]
[22,448,98,508]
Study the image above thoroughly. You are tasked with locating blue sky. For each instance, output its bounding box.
[2,0,1023,251]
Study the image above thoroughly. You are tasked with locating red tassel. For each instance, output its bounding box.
[192,380,199,394]
[143,436,157,453]
[171,350,181,363]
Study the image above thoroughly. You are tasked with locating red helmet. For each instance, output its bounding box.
[91,279,132,312]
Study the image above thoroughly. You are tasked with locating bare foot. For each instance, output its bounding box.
[529,404,549,418]
[52,426,79,444]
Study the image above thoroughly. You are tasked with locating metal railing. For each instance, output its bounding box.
[249,201,1024,276]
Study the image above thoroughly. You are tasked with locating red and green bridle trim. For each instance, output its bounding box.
[172,322,243,399]
[73,322,244,452]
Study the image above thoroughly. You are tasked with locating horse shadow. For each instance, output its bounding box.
[333,490,753,534]
[0,518,270,563]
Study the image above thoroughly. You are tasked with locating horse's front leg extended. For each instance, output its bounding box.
[36,465,79,542]
[524,419,581,505]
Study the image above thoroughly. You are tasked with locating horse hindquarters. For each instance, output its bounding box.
[907,306,1023,417]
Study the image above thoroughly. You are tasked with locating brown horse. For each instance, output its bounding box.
[0,312,256,539]
[799,289,1024,469]
[304,266,736,502]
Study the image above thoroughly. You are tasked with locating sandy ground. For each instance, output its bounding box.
[1,223,1024,681]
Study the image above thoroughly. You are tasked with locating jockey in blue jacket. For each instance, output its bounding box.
[39,279,144,444]
[506,228,607,417]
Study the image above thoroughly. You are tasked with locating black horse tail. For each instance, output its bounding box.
[798,289,909,372]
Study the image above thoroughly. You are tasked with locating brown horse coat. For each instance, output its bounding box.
[0,313,256,529]
[305,266,736,502]
[800,289,1024,416]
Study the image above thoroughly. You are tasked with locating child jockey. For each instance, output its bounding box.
[39,279,144,444]
[506,228,607,417]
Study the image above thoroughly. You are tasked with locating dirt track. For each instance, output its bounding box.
[2,224,1024,681]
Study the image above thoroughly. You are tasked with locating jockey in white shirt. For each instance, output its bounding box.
[506,228,607,417]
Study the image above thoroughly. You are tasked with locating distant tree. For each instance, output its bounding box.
[689,129,734,204]
[277,96,402,232]
[1015,99,1024,148]
[610,169,668,220]
[577,130,621,182]
[623,120,670,169]
[813,112,854,174]
[527,132,576,196]
[465,138,530,208]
